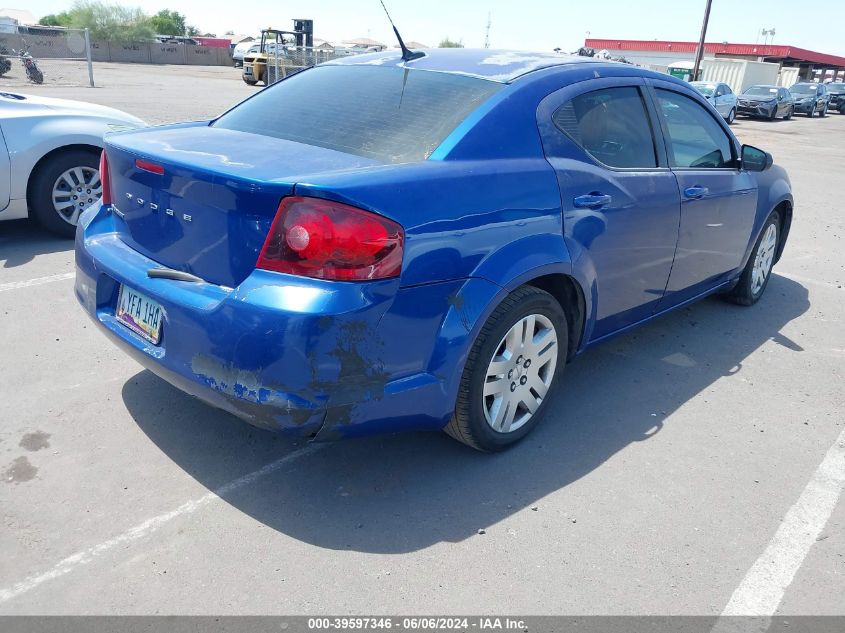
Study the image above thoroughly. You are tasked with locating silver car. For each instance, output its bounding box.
[690,81,738,124]
[0,92,145,237]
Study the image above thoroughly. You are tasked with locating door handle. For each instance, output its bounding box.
[684,186,709,199]
[573,193,612,209]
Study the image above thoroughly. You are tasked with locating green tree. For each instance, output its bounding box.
[438,37,464,48]
[38,12,72,27]
[149,9,186,36]
[56,1,155,42]
[185,25,200,37]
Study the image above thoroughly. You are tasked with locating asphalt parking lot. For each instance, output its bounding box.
[1,63,844,616]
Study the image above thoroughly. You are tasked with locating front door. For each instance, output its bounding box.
[537,78,681,340]
[649,83,758,306]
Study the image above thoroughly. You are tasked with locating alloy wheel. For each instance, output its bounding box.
[51,166,102,226]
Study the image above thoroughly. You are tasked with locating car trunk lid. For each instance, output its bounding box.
[105,123,380,287]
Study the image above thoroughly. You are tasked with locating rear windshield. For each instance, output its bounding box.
[744,86,778,97]
[213,65,502,163]
[791,84,817,95]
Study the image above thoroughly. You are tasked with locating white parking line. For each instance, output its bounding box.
[721,425,845,615]
[0,272,74,293]
[0,443,323,605]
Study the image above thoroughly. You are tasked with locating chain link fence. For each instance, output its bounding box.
[264,46,368,84]
[0,25,93,87]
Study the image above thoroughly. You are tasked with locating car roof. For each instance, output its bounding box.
[324,48,605,83]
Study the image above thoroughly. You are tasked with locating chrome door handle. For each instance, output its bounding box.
[573,194,612,209]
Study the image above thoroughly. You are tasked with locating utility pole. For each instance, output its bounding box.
[691,0,713,82]
[484,12,491,49]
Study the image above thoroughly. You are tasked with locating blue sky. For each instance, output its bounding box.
[18,0,845,55]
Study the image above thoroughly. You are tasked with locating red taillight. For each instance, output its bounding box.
[135,158,164,175]
[256,196,404,281]
[99,150,112,206]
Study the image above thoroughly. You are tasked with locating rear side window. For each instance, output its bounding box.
[552,86,657,169]
[655,89,734,169]
[213,65,502,163]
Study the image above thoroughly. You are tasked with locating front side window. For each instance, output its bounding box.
[721,84,733,95]
[552,86,657,169]
[655,89,735,169]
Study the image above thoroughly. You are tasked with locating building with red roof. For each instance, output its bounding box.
[585,39,845,81]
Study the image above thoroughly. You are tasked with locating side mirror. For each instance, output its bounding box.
[742,145,773,172]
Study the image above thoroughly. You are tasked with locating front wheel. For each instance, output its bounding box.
[784,106,793,120]
[727,108,736,124]
[819,103,828,117]
[725,212,780,306]
[28,149,102,237]
[444,286,567,452]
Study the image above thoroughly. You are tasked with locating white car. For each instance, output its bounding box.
[0,91,145,237]
[689,81,739,124]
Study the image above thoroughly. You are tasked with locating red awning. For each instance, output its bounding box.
[585,39,845,67]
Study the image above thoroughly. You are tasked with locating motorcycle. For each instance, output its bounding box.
[12,47,43,84]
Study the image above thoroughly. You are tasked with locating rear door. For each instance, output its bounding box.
[648,81,757,306]
[537,77,681,340]
[0,124,10,211]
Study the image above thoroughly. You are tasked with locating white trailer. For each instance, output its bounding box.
[698,58,781,93]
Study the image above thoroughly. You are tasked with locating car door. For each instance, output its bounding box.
[648,82,758,307]
[537,77,681,340]
[713,84,729,116]
[0,124,10,211]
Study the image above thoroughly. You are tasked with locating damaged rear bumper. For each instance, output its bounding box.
[74,205,477,439]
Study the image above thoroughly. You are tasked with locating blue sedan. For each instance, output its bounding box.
[75,49,793,451]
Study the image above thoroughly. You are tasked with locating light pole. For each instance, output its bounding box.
[692,0,713,82]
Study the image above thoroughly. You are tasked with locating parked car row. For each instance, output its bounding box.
[690,80,845,123]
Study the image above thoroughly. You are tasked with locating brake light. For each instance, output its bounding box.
[99,150,112,206]
[257,196,404,281]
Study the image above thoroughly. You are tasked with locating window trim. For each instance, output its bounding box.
[646,81,741,172]
[545,82,666,173]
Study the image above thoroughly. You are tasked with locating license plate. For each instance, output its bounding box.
[116,285,163,344]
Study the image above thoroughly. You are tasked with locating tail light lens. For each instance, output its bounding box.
[257,196,404,281]
[99,150,112,206]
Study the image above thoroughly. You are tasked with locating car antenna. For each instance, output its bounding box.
[378,0,424,62]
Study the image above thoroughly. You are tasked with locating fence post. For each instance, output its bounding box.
[84,28,94,87]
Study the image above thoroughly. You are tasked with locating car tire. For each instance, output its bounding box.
[727,108,736,124]
[28,148,102,238]
[243,78,258,85]
[807,106,815,118]
[725,211,780,306]
[769,106,778,121]
[444,286,568,452]
[784,106,793,120]
[820,103,828,117]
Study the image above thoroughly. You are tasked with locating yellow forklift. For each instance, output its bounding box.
[242,19,313,86]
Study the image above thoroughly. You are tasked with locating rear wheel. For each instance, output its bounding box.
[444,286,567,452]
[28,149,102,238]
[725,211,780,306]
